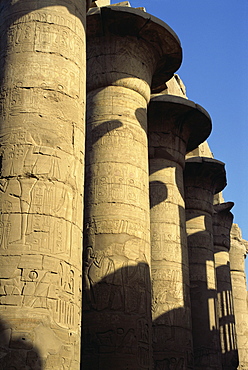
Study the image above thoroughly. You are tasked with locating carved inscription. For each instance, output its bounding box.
[0,3,86,368]
[88,166,148,207]
[84,218,148,242]
[0,257,80,329]
[2,60,81,98]
[194,348,221,367]
[2,18,84,64]
[155,357,185,370]
[83,244,150,314]
[13,11,84,35]
[5,23,35,53]
[35,23,83,65]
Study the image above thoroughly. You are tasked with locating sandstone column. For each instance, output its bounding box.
[148,95,211,369]
[213,202,239,369]
[184,157,226,369]
[83,6,182,369]
[229,224,248,369]
[0,1,87,368]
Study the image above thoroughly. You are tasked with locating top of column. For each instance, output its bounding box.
[148,94,212,153]
[213,202,234,251]
[185,156,227,195]
[87,6,182,91]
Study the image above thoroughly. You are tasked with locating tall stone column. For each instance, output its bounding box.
[83,6,182,369]
[148,95,211,369]
[0,1,87,369]
[184,157,226,369]
[230,224,248,369]
[213,202,239,369]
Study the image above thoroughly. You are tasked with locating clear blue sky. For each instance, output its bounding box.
[111,1,248,280]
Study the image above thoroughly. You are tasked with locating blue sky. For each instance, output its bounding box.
[110,1,248,280]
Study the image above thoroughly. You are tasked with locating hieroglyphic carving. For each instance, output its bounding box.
[1,58,81,98]
[155,357,185,370]
[194,347,221,368]
[86,161,148,202]
[85,318,150,368]
[1,14,85,65]
[151,230,186,261]
[0,175,82,253]
[11,11,83,34]
[35,23,84,66]
[83,5,184,368]
[1,257,81,329]
[0,2,86,367]
[4,22,36,54]
[0,129,84,184]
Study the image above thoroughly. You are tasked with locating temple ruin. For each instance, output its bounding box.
[0,1,247,369]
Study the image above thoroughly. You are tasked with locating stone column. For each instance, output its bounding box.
[230,224,248,369]
[148,95,211,369]
[213,202,239,369]
[184,157,226,369]
[0,1,87,369]
[83,6,182,369]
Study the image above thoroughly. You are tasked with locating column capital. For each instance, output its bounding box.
[184,157,226,213]
[87,6,182,96]
[148,95,212,165]
[213,202,234,251]
[185,157,226,193]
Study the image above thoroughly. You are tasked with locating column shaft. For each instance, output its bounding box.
[213,202,238,369]
[150,160,192,369]
[229,224,248,369]
[0,2,86,368]
[84,84,151,369]
[83,7,182,369]
[148,95,211,369]
[184,157,226,370]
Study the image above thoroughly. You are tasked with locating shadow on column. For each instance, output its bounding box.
[186,213,221,368]
[216,263,239,369]
[0,318,43,369]
[213,202,239,368]
[187,217,238,369]
[83,260,195,370]
[149,180,168,209]
[149,166,193,369]
[0,0,87,24]
[82,262,152,369]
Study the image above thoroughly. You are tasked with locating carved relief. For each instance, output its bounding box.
[0,2,86,368]
[35,23,83,66]
[87,163,148,205]
[5,23,35,53]
[12,11,84,35]
[155,357,185,370]
[0,257,81,329]
[85,218,148,242]
[2,59,81,98]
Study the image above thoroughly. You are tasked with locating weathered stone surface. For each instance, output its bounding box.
[153,74,187,97]
[230,224,248,370]
[186,140,214,159]
[166,74,187,97]
[184,157,226,370]
[83,7,182,369]
[148,95,211,369]
[90,0,111,7]
[0,1,86,368]
[213,202,239,369]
